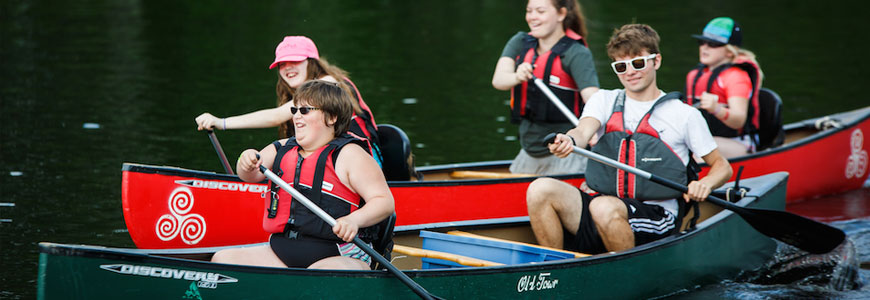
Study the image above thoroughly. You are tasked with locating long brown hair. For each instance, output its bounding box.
[275,57,361,138]
[552,0,588,38]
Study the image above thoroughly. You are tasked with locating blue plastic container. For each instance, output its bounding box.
[419,231,575,269]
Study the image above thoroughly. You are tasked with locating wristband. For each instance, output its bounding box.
[567,135,577,146]
[222,118,227,130]
[720,110,730,121]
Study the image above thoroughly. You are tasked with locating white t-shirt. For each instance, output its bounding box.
[581,89,717,215]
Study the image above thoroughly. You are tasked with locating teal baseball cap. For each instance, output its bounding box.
[692,17,742,47]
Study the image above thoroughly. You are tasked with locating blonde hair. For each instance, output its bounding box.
[725,45,764,79]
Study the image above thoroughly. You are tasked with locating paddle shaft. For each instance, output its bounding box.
[532,77,580,125]
[543,133,845,254]
[258,165,439,300]
[207,130,235,175]
[558,139,740,210]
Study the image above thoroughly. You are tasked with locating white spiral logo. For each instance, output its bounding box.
[846,129,868,179]
[155,187,207,245]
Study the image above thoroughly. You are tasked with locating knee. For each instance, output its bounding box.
[526,178,559,207]
[211,249,231,263]
[588,197,624,223]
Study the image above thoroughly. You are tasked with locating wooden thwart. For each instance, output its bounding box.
[447,231,590,258]
[392,244,503,267]
[449,170,537,179]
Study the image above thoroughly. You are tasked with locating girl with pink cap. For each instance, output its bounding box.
[195,36,381,163]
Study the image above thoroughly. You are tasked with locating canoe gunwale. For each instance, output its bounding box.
[43,172,788,278]
[725,106,870,164]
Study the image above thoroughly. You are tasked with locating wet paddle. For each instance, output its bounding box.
[257,162,441,300]
[206,130,235,175]
[543,133,846,254]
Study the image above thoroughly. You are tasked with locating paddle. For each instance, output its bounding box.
[206,130,235,175]
[543,133,846,254]
[256,160,441,300]
[531,76,579,125]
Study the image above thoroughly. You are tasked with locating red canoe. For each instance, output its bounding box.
[122,106,870,249]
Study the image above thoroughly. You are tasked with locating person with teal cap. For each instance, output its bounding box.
[685,17,764,158]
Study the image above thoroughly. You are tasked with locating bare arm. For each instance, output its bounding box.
[332,144,395,242]
[492,57,532,91]
[698,93,748,130]
[548,116,602,158]
[579,86,599,104]
[195,102,294,131]
[235,141,282,183]
[684,148,733,202]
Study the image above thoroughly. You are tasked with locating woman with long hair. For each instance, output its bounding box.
[491,0,600,175]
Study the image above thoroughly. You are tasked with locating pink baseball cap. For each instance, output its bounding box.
[268,36,320,69]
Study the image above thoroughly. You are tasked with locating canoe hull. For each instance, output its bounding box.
[121,163,583,248]
[41,173,787,299]
[702,106,870,200]
[121,106,870,249]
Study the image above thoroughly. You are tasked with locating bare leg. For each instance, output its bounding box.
[526,177,584,249]
[308,256,370,270]
[210,244,288,268]
[714,136,749,158]
[588,196,633,252]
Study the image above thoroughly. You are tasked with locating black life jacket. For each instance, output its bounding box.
[586,91,693,200]
[510,31,587,124]
[265,134,377,243]
[686,59,761,138]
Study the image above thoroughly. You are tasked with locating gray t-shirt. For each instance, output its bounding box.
[500,31,600,156]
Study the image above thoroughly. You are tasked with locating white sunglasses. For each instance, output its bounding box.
[610,53,658,74]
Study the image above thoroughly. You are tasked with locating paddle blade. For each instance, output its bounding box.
[732,205,845,254]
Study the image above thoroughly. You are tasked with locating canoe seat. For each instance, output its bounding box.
[392,245,503,267]
[377,124,421,181]
[372,213,396,270]
[755,88,785,151]
[449,170,537,179]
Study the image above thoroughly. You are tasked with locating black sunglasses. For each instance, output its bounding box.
[291,106,321,115]
[698,40,726,48]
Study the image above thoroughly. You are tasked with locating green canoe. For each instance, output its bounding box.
[38,172,788,299]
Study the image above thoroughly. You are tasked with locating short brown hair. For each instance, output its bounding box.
[293,80,353,137]
[606,24,660,60]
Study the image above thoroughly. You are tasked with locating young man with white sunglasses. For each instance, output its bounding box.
[525,24,733,254]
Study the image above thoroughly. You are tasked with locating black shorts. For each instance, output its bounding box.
[269,233,372,268]
[564,191,678,254]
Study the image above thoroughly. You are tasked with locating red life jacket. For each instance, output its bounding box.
[585,91,691,200]
[686,58,762,138]
[344,78,382,163]
[283,78,382,166]
[510,30,587,124]
[264,135,376,242]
